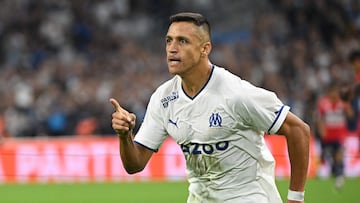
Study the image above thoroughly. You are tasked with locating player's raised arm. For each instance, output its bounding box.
[110,98,154,174]
[276,111,310,203]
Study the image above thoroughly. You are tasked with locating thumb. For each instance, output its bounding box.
[109,98,122,112]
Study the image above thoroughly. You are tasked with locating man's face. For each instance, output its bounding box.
[165,22,206,76]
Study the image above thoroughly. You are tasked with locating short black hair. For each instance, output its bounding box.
[349,49,360,63]
[169,12,211,38]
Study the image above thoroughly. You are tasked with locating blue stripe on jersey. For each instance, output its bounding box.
[267,105,285,134]
[134,140,159,152]
[182,64,215,100]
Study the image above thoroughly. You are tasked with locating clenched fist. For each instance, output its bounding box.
[110,98,136,137]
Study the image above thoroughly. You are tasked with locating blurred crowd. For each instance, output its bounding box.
[0,0,360,138]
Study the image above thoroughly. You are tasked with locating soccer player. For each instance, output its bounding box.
[316,83,352,189]
[110,12,310,203]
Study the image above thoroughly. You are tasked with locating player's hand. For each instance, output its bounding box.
[110,98,136,137]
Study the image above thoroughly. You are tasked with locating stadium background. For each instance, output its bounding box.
[0,0,360,202]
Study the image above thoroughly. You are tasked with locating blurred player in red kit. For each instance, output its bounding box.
[317,82,353,189]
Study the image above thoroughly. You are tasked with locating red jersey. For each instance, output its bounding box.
[317,96,348,143]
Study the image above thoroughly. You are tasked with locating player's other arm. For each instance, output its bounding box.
[277,111,310,203]
[110,98,154,174]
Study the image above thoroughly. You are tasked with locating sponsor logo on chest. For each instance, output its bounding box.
[161,91,179,108]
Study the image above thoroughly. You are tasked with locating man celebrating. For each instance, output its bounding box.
[110,12,310,203]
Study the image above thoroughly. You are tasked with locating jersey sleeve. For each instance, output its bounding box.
[236,81,290,134]
[133,92,168,152]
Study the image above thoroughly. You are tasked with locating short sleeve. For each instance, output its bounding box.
[266,105,290,134]
[236,81,290,134]
[134,92,168,152]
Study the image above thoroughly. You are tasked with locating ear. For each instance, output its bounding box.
[201,42,212,57]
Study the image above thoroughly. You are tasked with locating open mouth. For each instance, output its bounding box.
[169,58,181,62]
[168,58,181,65]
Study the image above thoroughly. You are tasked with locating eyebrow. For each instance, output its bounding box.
[166,35,189,40]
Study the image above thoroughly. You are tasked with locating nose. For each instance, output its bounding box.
[167,41,178,54]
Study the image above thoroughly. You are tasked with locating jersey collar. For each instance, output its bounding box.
[181,65,215,100]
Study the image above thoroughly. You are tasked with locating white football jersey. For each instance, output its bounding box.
[134,65,289,203]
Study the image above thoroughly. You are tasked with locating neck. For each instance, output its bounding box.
[181,63,212,98]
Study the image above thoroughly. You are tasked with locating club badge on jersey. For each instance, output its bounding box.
[209,112,222,127]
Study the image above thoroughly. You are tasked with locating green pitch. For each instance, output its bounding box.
[1,178,359,203]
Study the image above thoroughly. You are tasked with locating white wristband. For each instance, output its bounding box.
[287,189,305,201]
